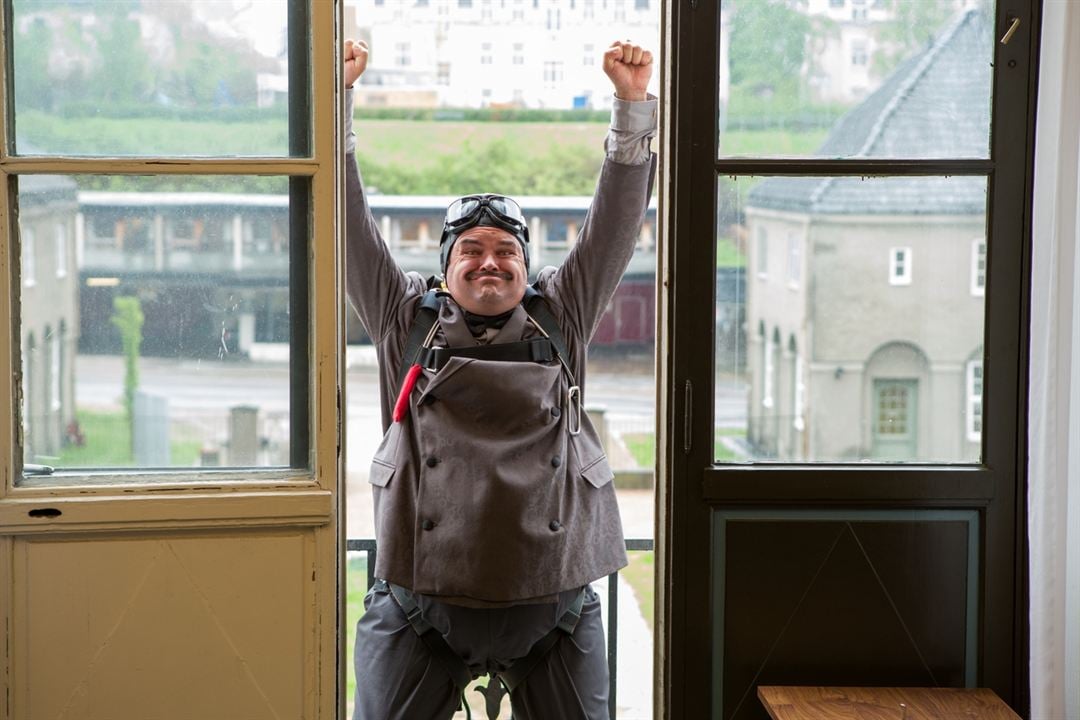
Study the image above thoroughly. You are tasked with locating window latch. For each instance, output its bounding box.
[1000,16,1020,45]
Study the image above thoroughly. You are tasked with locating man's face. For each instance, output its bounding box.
[444,226,528,316]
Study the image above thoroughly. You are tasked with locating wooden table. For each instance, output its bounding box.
[758,686,1023,720]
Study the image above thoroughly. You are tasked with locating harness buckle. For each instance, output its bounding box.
[567,385,582,436]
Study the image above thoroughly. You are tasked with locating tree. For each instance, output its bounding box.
[873,0,960,78]
[14,18,53,111]
[727,0,810,98]
[97,6,155,106]
[111,296,144,452]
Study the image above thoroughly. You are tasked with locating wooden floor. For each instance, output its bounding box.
[757,686,1023,720]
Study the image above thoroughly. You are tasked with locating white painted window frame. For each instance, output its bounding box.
[966,359,983,442]
[55,223,68,279]
[889,246,912,285]
[971,237,987,296]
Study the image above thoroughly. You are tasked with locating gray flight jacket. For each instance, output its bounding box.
[346,151,655,606]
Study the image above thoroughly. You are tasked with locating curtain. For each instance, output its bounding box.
[1028,1,1080,718]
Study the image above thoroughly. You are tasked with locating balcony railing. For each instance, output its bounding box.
[346,536,654,720]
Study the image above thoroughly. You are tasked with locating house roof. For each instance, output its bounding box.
[747,8,991,216]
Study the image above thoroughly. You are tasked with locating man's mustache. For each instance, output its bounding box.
[466,270,513,281]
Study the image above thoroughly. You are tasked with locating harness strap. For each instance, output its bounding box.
[496,586,588,693]
[395,288,443,390]
[417,336,555,371]
[384,581,474,693]
[397,283,571,390]
[523,284,570,364]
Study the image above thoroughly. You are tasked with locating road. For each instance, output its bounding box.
[75,353,748,428]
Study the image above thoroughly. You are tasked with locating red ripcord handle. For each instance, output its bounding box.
[393,363,423,422]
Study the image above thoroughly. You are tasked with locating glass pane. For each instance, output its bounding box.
[342,1,659,717]
[718,0,994,159]
[12,0,294,156]
[714,175,987,463]
[18,175,294,478]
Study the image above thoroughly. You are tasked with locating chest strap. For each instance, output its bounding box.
[417,336,555,372]
[396,283,570,390]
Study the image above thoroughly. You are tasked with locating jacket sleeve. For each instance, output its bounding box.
[343,88,413,344]
[540,95,658,344]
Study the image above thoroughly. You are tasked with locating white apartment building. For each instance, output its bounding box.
[346,0,660,110]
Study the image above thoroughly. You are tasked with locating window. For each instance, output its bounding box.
[543,61,563,86]
[9,0,325,479]
[583,43,595,67]
[830,0,845,7]
[851,39,868,67]
[395,42,411,67]
[481,42,493,65]
[966,359,983,442]
[762,330,776,409]
[55,223,68,278]
[889,246,912,285]
[438,62,451,85]
[756,226,768,279]
[22,227,35,287]
[971,237,987,296]
[636,0,650,9]
[786,232,801,288]
[50,327,61,412]
[792,353,805,432]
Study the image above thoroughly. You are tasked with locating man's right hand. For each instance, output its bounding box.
[344,39,369,87]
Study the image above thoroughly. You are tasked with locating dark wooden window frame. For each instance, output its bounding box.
[658,1,1042,717]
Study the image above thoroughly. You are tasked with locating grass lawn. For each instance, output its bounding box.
[720,128,828,157]
[345,554,369,708]
[356,119,608,167]
[55,409,202,468]
[717,236,745,268]
[622,551,655,629]
[622,427,746,469]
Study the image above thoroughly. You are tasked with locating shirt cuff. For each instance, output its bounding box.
[605,93,657,166]
[610,93,658,133]
[344,86,356,154]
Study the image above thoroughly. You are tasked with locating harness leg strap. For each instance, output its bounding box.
[496,586,588,694]
[384,581,475,693]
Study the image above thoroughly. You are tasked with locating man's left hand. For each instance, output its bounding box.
[602,41,653,102]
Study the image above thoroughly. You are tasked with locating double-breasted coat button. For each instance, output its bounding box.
[549,520,561,531]
[422,519,436,531]
[551,455,562,468]
[426,456,439,468]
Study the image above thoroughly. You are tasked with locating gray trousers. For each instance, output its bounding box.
[352,583,608,720]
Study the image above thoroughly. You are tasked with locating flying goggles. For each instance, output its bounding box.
[440,193,531,273]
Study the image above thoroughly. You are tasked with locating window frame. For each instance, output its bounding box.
[0,1,344,503]
[972,236,988,296]
[889,245,912,285]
